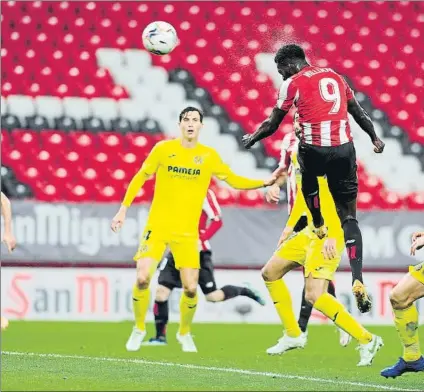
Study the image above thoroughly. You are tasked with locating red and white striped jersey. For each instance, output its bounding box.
[277,66,354,147]
[278,132,299,214]
[199,189,223,251]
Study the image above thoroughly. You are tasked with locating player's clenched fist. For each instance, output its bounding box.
[242,134,255,149]
[373,138,385,153]
[111,207,127,233]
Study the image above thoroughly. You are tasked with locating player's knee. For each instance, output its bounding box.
[341,215,358,229]
[183,283,197,298]
[304,292,317,306]
[135,273,150,290]
[205,291,220,302]
[156,285,171,302]
[261,265,274,282]
[389,287,411,310]
[304,287,322,306]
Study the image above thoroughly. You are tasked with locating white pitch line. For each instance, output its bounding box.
[2,351,420,392]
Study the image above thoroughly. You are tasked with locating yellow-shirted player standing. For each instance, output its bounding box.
[1,191,17,331]
[261,150,383,366]
[380,231,424,377]
[266,114,351,347]
[111,107,276,353]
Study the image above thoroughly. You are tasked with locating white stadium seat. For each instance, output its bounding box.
[95,48,123,70]
[118,99,148,121]
[159,83,186,104]
[124,49,151,72]
[90,98,119,121]
[7,95,35,118]
[141,67,168,89]
[111,69,141,93]
[62,97,91,125]
[35,96,63,126]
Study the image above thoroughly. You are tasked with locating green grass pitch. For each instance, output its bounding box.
[1,321,423,391]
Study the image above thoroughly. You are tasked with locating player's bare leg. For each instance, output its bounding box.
[126,257,158,351]
[305,274,383,366]
[381,270,424,378]
[177,267,199,352]
[335,199,371,313]
[262,255,307,354]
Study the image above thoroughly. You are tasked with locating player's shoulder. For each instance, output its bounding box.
[197,143,221,158]
[153,139,178,152]
[152,139,168,150]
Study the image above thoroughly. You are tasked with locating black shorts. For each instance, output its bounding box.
[298,141,358,203]
[157,250,217,295]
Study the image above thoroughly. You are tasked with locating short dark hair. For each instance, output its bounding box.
[179,106,204,123]
[274,44,306,65]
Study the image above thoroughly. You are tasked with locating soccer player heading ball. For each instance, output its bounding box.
[242,44,385,313]
[111,107,276,353]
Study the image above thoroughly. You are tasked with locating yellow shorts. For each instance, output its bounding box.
[275,228,345,281]
[409,261,424,285]
[133,228,200,270]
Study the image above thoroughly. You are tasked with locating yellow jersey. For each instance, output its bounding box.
[122,139,264,239]
[287,152,343,240]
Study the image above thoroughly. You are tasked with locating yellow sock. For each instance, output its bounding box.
[179,292,198,335]
[265,280,301,337]
[314,293,372,344]
[132,284,150,331]
[394,305,421,362]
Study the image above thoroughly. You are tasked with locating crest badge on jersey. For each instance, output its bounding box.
[414,262,423,272]
[193,156,203,165]
[138,244,149,254]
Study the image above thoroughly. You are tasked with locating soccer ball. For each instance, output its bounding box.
[142,21,178,55]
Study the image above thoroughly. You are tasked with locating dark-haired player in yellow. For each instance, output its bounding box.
[111,107,276,353]
[262,150,383,366]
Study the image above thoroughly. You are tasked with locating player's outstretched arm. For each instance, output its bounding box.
[242,107,287,149]
[347,98,385,153]
[111,144,161,233]
[1,192,16,253]
[223,170,276,190]
[213,158,276,190]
